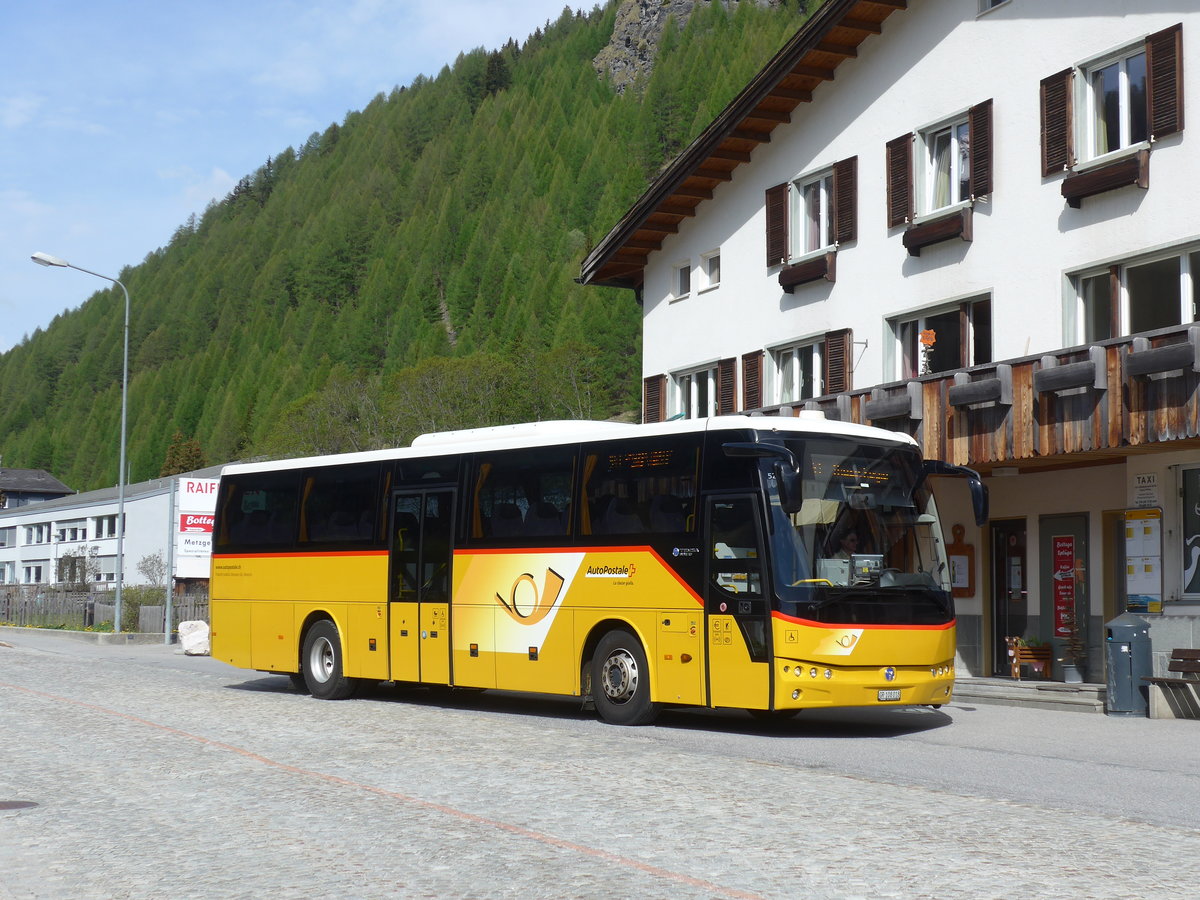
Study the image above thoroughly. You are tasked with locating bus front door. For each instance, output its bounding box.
[388,490,454,685]
[704,495,772,710]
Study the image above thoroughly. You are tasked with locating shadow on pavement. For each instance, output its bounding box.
[225,673,952,738]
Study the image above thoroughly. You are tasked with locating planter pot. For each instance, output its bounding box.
[1061,662,1084,684]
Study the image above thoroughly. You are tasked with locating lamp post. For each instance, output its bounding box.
[31,252,130,634]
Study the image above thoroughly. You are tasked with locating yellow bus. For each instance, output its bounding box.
[210,414,986,725]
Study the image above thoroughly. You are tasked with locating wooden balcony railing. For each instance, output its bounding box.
[750,324,1200,469]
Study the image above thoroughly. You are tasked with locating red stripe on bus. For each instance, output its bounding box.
[770,610,955,631]
[212,550,390,560]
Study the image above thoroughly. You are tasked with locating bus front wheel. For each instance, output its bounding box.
[302,620,359,700]
[592,629,659,726]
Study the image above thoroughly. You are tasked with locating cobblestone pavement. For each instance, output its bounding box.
[1,632,1198,899]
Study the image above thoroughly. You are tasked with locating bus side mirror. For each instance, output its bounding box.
[923,460,989,527]
[722,441,803,514]
[773,463,803,515]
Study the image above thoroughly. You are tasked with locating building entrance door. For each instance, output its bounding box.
[991,519,1027,675]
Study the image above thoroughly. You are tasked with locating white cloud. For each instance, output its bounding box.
[156,165,238,211]
[1,94,42,129]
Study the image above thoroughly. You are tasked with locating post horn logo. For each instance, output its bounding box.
[495,568,565,625]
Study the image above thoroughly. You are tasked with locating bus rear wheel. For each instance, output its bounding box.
[302,620,359,700]
[592,629,659,726]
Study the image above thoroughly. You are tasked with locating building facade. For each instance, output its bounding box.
[0,468,220,592]
[581,0,1200,682]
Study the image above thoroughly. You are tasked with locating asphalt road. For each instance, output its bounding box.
[2,628,1198,899]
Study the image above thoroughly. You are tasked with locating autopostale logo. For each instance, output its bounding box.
[495,568,565,626]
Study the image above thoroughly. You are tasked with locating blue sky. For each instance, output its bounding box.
[1,0,587,352]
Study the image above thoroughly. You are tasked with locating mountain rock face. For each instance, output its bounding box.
[594,0,785,92]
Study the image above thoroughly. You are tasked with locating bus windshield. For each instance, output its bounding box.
[765,438,953,625]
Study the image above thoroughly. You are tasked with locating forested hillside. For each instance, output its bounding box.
[1,0,808,491]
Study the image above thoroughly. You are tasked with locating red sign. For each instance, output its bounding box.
[179,513,214,533]
[1052,535,1075,637]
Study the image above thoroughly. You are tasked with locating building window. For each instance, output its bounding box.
[1084,46,1148,160]
[978,0,1009,13]
[793,170,834,257]
[95,514,119,539]
[25,524,49,545]
[1073,248,1200,342]
[673,261,691,299]
[892,298,992,378]
[673,366,716,419]
[0,527,13,548]
[56,520,87,543]
[700,251,721,291]
[887,104,992,227]
[765,157,857,267]
[0,561,13,584]
[1041,25,1183,176]
[921,118,971,214]
[96,556,117,583]
[23,563,46,584]
[770,342,823,404]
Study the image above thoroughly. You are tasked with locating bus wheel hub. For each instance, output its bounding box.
[601,649,638,703]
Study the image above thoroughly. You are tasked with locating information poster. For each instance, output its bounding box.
[1125,508,1163,614]
[175,477,219,579]
[1052,535,1075,638]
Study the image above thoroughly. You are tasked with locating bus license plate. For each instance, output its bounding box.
[877,689,901,702]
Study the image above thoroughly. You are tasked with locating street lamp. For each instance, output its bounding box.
[31,251,130,634]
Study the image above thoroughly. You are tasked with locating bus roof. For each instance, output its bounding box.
[218,413,918,478]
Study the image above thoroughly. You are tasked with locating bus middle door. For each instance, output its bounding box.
[388,490,454,685]
[704,495,771,710]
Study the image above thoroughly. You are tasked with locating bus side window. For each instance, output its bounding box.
[581,438,698,537]
[470,448,574,543]
[299,463,381,545]
[217,473,300,550]
[710,498,763,597]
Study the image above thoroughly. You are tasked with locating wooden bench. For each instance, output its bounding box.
[1005,636,1052,680]
[1143,649,1200,719]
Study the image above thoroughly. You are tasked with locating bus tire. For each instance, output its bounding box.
[592,629,659,726]
[302,620,359,700]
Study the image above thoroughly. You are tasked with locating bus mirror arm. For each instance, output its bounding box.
[722,442,803,514]
[922,460,989,527]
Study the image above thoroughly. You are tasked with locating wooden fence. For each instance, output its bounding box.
[0,586,208,634]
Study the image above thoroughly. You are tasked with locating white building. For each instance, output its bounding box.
[581,0,1200,682]
[0,467,221,591]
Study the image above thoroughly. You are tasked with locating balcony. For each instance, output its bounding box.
[746,324,1200,470]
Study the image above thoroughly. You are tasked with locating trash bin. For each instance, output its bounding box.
[1104,613,1152,716]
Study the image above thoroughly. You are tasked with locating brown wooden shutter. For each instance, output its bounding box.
[765,183,789,266]
[1040,68,1074,176]
[1147,23,1184,140]
[885,134,913,228]
[823,329,853,395]
[832,156,858,244]
[643,374,666,424]
[717,357,737,415]
[742,350,764,411]
[968,99,993,198]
